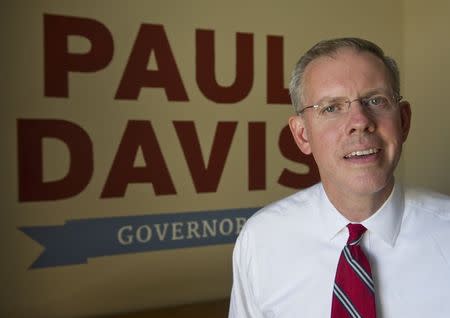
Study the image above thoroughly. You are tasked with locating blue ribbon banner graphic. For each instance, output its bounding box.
[19,207,259,269]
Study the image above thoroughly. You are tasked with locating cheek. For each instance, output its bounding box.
[381,118,404,144]
[308,126,341,160]
[378,120,405,161]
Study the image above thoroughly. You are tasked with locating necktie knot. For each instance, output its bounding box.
[347,223,366,246]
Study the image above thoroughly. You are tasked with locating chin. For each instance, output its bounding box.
[347,174,395,196]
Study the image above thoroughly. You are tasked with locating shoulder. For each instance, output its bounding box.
[238,183,322,242]
[404,186,450,220]
[403,186,450,244]
[247,183,320,224]
[403,186,450,265]
[233,183,322,265]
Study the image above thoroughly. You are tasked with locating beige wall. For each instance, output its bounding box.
[402,0,450,194]
[1,1,448,318]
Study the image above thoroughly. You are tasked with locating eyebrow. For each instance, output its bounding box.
[312,88,391,105]
[360,88,391,97]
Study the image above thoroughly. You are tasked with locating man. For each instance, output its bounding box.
[228,38,450,317]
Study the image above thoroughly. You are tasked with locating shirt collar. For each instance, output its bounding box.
[317,183,404,247]
[316,183,352,241]
[362,183,404,247]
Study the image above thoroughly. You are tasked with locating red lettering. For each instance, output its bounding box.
[44,14,114,97]
[278,125,320,188]
[173,121,237,192]
[115,24,188,101]
[101,121,176,197]
[196,30,253,103]
[267,35,290,104]
[248,122,266,190]
[17,119,93,201]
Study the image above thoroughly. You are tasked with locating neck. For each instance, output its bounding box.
[323,180,395,222]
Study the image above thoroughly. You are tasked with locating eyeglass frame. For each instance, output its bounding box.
[296,93,403,116]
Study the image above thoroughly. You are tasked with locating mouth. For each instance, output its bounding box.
[344,148,380,159]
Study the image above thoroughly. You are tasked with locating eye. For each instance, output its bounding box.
[320,103,343,115]
[321,104,339,114]
[365,96,388,107]
[324,105,337,113]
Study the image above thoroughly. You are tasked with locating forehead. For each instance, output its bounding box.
[302,48,391,102]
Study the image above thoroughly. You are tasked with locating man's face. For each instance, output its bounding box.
[289,48,411,200]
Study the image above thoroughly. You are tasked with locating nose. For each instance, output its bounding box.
[345,100,376,135]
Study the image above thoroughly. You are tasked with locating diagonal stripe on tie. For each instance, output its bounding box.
[333,283,362,318]
[343,246,375,293]
[331,223,377,318]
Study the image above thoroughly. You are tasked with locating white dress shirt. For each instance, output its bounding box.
[229,183,450,318]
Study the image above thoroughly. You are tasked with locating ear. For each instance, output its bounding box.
[398,100,412,142]
[288,115,312,155]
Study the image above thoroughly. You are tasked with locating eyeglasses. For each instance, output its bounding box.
[297,93,403,119]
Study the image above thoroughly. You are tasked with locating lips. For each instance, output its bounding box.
[344,148,380,159]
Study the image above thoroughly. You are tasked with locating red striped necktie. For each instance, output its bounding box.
[331,223,376,318]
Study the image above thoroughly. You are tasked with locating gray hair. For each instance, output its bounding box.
[288,37,400,114]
